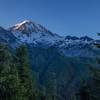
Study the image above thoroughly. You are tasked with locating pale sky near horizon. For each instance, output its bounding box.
[0,0,100,39]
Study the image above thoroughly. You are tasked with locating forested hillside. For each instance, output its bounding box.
[0,42,100,100]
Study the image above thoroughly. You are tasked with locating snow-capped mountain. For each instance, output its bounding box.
[8,20,99,57]
[9,20,94,44]
[9,20,54,35]
[9,20,62,46]
[0,20,98,57]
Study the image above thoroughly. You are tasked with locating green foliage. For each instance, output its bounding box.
[0,43,21,100]
[78,58,100,100]
[88,68,100,100]
[30,47,97,100]
[0,44,39,100]
[46,72,57,100]
[0,43,99,100]
[71,95,77,100]
[16,45,35,100]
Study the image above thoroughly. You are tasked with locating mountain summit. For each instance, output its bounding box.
[7,20,98,57]
[9,20,54,36]
[9,20,61,44]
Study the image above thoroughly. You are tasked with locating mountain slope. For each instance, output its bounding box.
[9,20,62,46]
[8,20,99,57]
[0,26,20,48]
[27,46,98,100]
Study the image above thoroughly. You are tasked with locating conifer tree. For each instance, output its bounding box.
[0,43,21,100]
[15,45,35,100]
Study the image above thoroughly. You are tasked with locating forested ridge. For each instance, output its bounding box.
[0,41,100,100]
[0,43,58,100]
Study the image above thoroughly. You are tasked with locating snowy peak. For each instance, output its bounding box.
[9,20,54,36]
[9,20,61,44]
[65,36,79,40]
[64,35,94,42]
[8,20,95,50]
[0,20,98,57]
[80,36,93,41]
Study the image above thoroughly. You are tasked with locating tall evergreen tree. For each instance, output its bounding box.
[0,43,21,100]
[15,45,35,100]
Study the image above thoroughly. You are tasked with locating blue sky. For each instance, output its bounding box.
[0,0,100,39]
